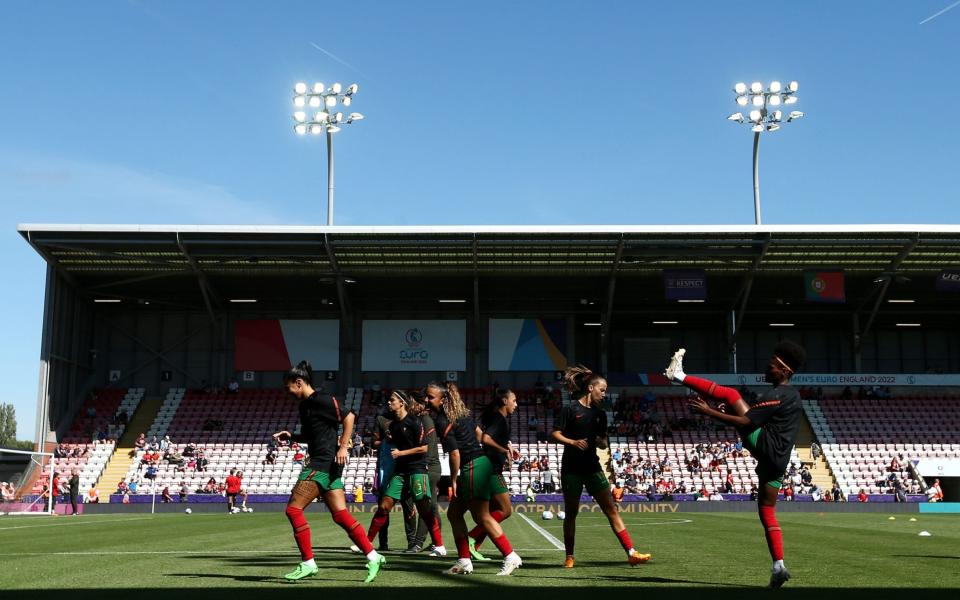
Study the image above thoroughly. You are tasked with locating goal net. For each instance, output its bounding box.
[0,447,55,515]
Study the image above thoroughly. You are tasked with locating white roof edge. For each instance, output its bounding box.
[17,223,960,235]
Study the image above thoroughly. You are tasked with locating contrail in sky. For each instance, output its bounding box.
[920,0,960,24]
[309,42,370,79]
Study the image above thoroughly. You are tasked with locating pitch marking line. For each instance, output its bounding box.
[0,517,154,531]
[517,512,565,550]
[0,548,558,557]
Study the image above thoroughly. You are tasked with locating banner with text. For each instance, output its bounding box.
[936,269,960,292]
[362,320,466,371]
[629,372,960,387]
[489,318,568,371]
[234,320,339,371]
[663,269,707,301]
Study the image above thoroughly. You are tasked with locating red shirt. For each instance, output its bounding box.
[858,492,868,502]
[225,475,241,494]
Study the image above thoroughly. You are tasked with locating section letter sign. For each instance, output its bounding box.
[362,320,466,371]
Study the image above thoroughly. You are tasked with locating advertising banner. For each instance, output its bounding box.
[631,372,960,387]
[362,320,466,371]
[936,269,960,292]
[663,269,707,301]
[488,318,568,371]
[234,320,339,371]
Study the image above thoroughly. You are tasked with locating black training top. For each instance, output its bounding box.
[388,412,428,475]
[554,401,607,474]
[420,413,442,472]
[481,411,511,475]
[292,391,347,474]
[433,410,483,465]
[741,384,802,473]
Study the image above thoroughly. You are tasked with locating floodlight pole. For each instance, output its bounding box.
[327,130,335,226]
[752,132,762,225]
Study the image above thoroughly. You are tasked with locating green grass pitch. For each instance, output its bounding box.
[1,510,957,599]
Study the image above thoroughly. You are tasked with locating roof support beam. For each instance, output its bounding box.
[729,235,772,364]
[176,234,220,330]
[855,238,918,359]
[98,316,212,388]
[601,235,625,374]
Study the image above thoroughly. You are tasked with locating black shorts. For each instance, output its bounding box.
[226,492,238,500]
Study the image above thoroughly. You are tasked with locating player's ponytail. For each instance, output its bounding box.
[443,382,470,422]
[283,360,314,385]
[563,364,603,396]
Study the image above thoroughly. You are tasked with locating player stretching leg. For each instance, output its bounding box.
[467,389,518,561]
[276,361,386,583]
[665,341,806,588]
[552,366,651,569]
[361,391,446,555]
[422,382,522,576]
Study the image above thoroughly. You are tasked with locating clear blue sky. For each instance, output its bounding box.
[1,1,957,440]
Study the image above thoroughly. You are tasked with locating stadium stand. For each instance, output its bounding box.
[804,391,959,496]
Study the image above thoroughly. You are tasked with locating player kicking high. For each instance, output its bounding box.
[276,361,385,583]
[664,341,806,588]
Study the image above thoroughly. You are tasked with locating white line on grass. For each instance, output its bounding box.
[0,548,561,557]
[516,512,565,551]
[0,517,154,531]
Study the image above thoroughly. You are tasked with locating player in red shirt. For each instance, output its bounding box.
[225,469,241,513]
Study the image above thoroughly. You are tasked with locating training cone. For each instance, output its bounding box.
[909,517,917,522]
[918,531,932,537]
[888,516,896,520]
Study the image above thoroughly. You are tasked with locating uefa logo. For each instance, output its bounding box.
[404,328,423,347]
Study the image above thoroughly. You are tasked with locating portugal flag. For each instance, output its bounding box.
[804,270,845,303]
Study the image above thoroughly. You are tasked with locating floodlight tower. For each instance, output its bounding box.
[292,82,364,225]
[727,81,803,225]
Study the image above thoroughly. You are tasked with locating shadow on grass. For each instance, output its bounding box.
[15,588,957,600]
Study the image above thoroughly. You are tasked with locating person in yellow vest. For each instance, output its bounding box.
[354,484,364,503]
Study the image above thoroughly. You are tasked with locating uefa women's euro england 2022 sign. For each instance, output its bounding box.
[362,320,466,371]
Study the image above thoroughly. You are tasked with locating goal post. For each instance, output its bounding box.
[0,447,55,515]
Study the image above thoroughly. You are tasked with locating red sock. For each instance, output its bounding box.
[470,510,505,547]
[683,375,742,406]
[366,508,390,542]
[491,533,513,557]
[614,528,634,553]
[455,535,471,559]
[332,509,374,555]
[758,504,784,560]
[422,510,444,547]
[285,505,313,561]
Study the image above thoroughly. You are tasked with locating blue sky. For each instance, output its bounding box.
[1,1,958,440]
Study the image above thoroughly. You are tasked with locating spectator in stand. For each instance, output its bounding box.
[227,378,240,394]
[263,447,278,465]
[135,433,146,451]
[86,486,99,503]
[783,484,794,502]
[129,479,140,494]
[749,485,759,502]
[292,447,305,466]
[1,482,15,502]
[182,442,196,457]
[889,455,901,472]
[204,477,217,494]
[724,471,735,494]
[810,441,822,461]
[525,482,536,502]
[179,481,189,503]
[195,453,209,473]
[145,465,158,481]
[612,481,625,503]
[927,479,944,502]
[857,488,868,503]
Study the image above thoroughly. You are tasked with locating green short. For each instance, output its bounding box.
[383,473,431,501]
[297,467,344,493]
[562,470,610,497]
[490,473,509,496]
[743,428,785,489]
[458,456,494,501]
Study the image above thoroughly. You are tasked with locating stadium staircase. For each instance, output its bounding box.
[793,411,836,492]
[96,397,163,499]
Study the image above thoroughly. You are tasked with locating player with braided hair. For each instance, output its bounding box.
[552,365,652,569]
[664,340,807,588]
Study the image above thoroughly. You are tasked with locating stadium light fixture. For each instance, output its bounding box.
[229,299,258,303]
[652,321,679,325]
[727,79,803,225]
[438,299,467,303]
[93,298,122,303]
[582,322,603,327]
[769,323,795,327]
[896,323,921,327]
[291,81,364,225]
[677,299,705,303]
[887,299,915,303]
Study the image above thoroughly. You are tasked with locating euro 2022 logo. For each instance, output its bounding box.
[404,328,423,348]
